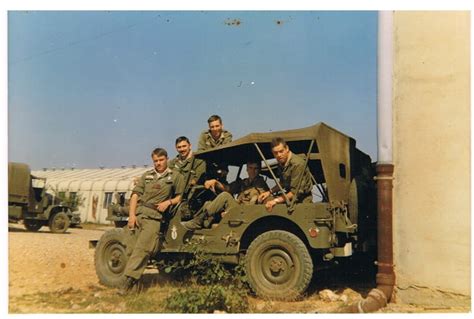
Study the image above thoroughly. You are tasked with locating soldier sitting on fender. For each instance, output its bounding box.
[119,147,184,295]
[181,161,270,230]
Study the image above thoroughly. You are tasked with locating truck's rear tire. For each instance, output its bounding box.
[245,230,313,300]
[24,220,43,232]
[95,228,128,288]
[49,212,70,233]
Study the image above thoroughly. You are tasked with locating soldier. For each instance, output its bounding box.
[197,114,233,151]
[168,136,206,187]
[119,147,184,294]
[258,137,314,212]
[182,161,270,230]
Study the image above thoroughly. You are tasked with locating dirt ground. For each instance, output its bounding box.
[7,223,470,314]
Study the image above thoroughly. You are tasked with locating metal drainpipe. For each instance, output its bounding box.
[341,10,395,313]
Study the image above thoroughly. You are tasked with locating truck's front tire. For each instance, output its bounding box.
[95,228,128,288]
[49,212,70,233]
[245,230,313,300]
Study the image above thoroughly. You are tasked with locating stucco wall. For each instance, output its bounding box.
[393,11,470,305]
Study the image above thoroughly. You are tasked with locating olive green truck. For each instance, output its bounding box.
[8,162,80,233]
[94,123,377,299]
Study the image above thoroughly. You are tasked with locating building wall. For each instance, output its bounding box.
[393,11,470,305]
[33,167,148,224]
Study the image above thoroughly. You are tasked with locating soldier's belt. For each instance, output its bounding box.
[140,203,159,211]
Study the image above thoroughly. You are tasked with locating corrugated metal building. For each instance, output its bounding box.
[32,166,150,224]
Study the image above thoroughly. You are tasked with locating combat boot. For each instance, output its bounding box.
[117,276,138,295]
[180,209,206,230]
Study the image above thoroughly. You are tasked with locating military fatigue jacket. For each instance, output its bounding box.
[132,168,185,219]
[197,129,233,151]
[278,153,314,202]
[229,176,269,205]
[168,155,206,186]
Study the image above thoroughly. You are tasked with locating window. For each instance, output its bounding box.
[117,192,126,206]
[54,191,66,205]
[103,192,113,209]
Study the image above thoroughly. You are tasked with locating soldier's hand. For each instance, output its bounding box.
[128,214,138,229]
[258,191,270,203]
[157,200,171,213]
[265,199,276,212]
[204,179,217,192]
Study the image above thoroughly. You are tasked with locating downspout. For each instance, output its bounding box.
[342,10,395,313]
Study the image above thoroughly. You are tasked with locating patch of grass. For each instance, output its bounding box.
[9,284,177,313]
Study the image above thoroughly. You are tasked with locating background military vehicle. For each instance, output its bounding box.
[94,123,376,300]
[8,162,80,233]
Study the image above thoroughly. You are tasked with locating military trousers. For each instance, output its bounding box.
[123,214,161,280]
[204,192,239,217]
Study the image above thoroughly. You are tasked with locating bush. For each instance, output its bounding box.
[162,242,249,313]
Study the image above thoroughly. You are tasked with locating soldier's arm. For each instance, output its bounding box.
[197,132,207,151]
[168,159,176,171]
[128,193,139,228]
[288,161,310,198]
[171,173,185,205]
[258,183,280,203]
[172,173,185,203]
[192,159,206,184]
[263,173,296,211]
[223,131,233,144]
[128,174,145,227]
[204,179,227,193]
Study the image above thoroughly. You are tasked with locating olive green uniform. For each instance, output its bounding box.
[197,129,233,151]
[204,176,269,217]
[278,153,314,203]
[168,155,206,186]
[124,168,184,280]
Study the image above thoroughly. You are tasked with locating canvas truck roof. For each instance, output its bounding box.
[194,122,352,166]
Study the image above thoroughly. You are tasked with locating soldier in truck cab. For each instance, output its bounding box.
[258,137,314,212]
[181,160,270,230]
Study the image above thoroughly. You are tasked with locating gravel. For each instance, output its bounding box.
[8,223,111,297]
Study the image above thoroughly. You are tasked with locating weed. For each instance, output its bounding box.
[162,241,250,313]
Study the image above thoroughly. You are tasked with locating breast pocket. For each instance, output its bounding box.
[144,179,156,193]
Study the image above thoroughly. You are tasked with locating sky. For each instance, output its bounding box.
[8,11,378,170]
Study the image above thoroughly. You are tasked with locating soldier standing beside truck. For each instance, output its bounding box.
[119,147,184,294]
[259,137,314,212]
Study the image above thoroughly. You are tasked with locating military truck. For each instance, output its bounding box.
[94,123,376,299]
[8,162,80,233]
[106,203,129,228]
